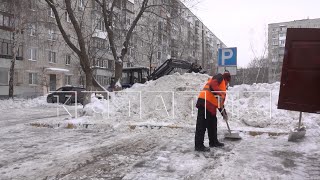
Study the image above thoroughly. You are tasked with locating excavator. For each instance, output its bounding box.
[121,58,203,88]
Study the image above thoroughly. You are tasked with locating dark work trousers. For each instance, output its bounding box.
[195,106,218,148]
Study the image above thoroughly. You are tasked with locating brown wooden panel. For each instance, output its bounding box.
[278,28,320,113]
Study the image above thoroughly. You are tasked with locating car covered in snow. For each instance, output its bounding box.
[46,86,85,105]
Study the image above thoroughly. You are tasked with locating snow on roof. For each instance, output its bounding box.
[128,0,134,4]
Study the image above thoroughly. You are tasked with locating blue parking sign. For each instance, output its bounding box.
[218,47,237,66]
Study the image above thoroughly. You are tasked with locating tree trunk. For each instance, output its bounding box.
[83,70,93,106]
[8,58,16,99]
[8,32,17,99]
[149,52,153,74]
[255,67,261,83]
[114,60,123,90]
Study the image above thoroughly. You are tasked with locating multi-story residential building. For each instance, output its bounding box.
[0,0,132,98]
[268,18,320,83]
[0,0,225,98]
[0,0,87,98]
[133,0,226,75]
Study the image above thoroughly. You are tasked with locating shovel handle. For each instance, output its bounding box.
[224,118,232,134]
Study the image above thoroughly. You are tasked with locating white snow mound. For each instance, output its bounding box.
[80,73,319,131]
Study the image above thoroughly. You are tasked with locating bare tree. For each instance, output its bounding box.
[6,0,28,98]
[127,0,198,72]
[94,0,153,88]
[44,0,105,105]
[232,43,269,85]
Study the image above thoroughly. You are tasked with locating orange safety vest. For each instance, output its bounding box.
[197,78,227,115]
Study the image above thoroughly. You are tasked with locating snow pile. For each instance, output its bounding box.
[0,96,57,110]
[229,82,319,130]
[81,73,319,131]
[83,72,210,125]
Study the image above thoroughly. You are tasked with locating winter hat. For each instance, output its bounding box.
[222,70,231,82]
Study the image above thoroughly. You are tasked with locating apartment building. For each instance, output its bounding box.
[0,0,225,98]
[0,0,128,98]
[133,0,226,75]
[0,0,82,98]
[268,18,320,83]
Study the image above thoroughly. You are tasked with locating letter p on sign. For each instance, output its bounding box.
[222,49,233,65]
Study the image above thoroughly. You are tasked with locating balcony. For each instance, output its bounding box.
[0,38,23,60]
[0,12,14,31]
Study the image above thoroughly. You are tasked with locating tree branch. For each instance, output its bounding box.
[44,0,81,55]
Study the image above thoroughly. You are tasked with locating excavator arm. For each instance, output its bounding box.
[148,59,202,80]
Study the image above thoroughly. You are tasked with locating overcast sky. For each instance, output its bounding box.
[189,0,320,67]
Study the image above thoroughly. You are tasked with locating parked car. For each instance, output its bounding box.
[47,86,85,105]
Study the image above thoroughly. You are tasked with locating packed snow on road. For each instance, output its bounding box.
[0,73,319,179]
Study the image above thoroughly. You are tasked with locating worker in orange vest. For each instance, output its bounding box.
[195,71,231,152]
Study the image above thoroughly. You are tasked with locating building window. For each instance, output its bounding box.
[157,51,161,59]
[78,0,84,10]
[158,33,162,45]
[28,48,37,61]
[94,1,102,11]
[96,17,104,31]
[272,34,277,39]
[0,40,23,59]
[0,68,8,85]
[140,39,144,47]
[280,26,286,31]
[29,24,36,36]
[0,13,13,28]
[29,0,37,10]
[65,12,71,22]
[279,33,286,38]
[48,51,56,63]
[272,41,278,46]
[279,40,285,47]
[1,41,12,57]
[158,21,162,31]
[65,54,71,65]
[94,38,107,49]
[48,8,55,18]
[65,75,71,85]
[103,60,108,68]
[95,75,107,86]
[279,48,285,55]
[29,73,38,85]
[48,28,56,40]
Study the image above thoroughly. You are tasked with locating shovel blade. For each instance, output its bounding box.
[224,132,242,140]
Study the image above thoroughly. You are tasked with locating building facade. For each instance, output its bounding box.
[0,0,225,98]
[268,18,320,83]
[133,0,226,75]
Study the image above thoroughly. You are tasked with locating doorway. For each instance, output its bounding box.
[49,74,56,91]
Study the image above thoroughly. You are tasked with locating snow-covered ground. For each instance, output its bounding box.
[0,72,319,179]
[0,96,56,110]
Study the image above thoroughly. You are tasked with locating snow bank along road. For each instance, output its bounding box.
[1,73,320,179]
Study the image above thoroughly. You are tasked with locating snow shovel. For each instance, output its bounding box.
[224,116,242,140]
[288,112,306,142]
